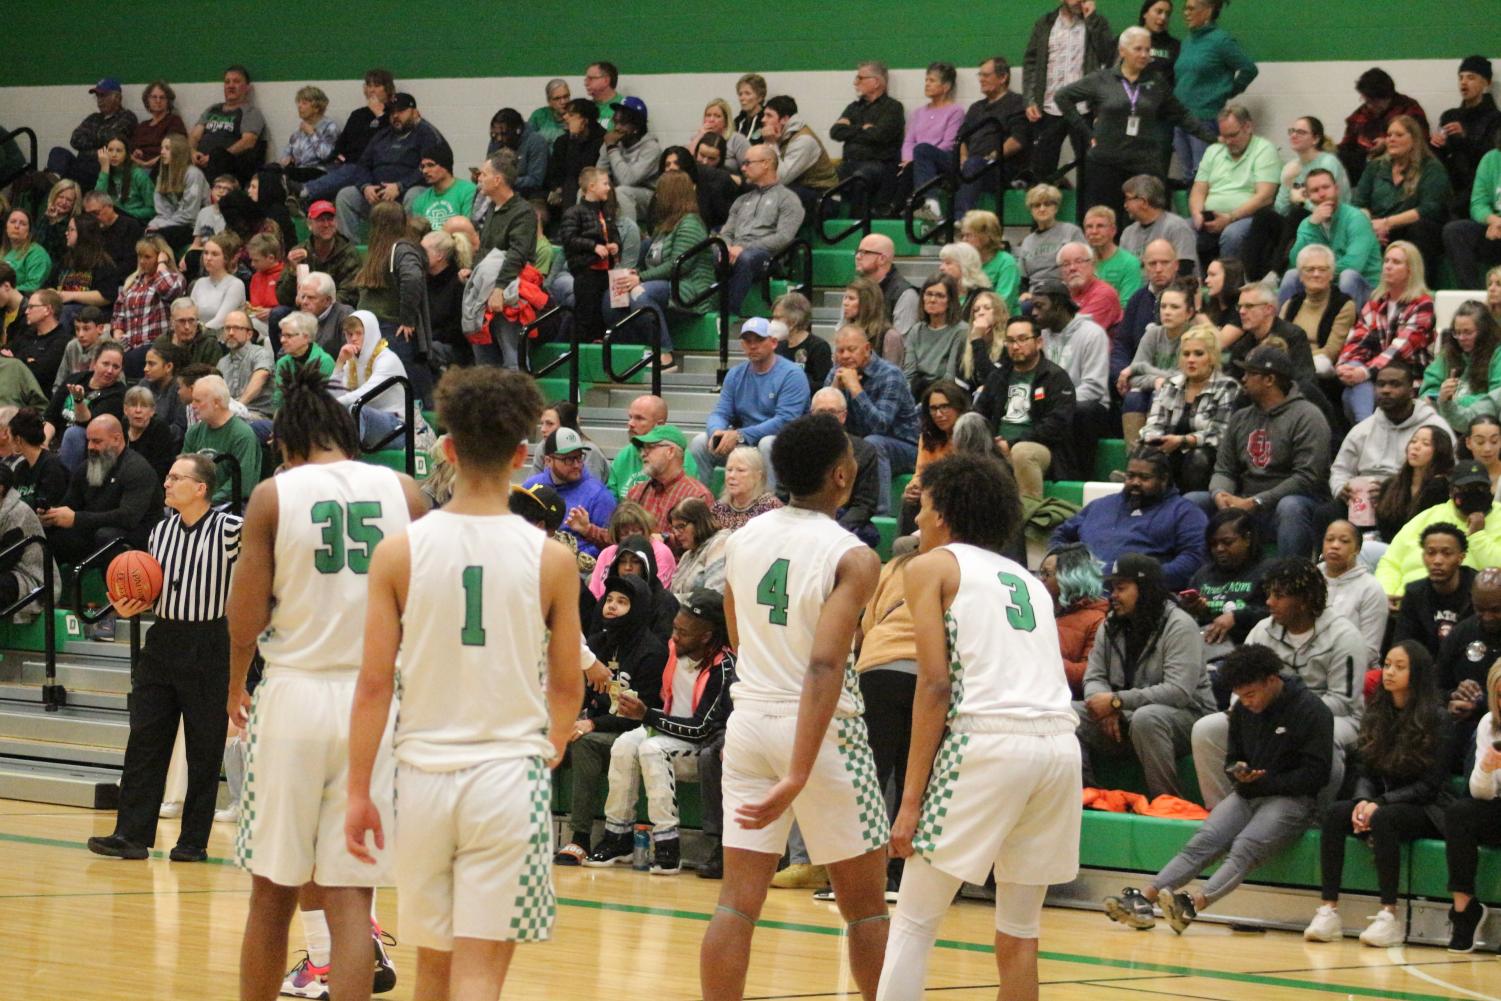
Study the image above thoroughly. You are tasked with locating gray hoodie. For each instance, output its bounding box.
[598,132,662,191]
[0,488,44,622]
[1319,560,1389,667]
[1083,602,1215,716]
[1043,313,1109,406]
[1328,397,1454,499]
[1244,607,1367,723]
[1210,385,1331,506]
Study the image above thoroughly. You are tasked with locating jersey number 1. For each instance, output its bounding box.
[996,571,1037,632]
[757,558,791,626]
[311,501,384,574]
[460,565,486,646]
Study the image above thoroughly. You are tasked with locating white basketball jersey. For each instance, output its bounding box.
[394,511,553,770]
[259,461,410,673]
[724,506,865,716]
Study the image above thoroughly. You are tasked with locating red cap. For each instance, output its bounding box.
[307,200,336,219]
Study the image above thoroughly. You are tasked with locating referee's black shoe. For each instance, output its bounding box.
[87,835,148,860]
[169,844,208,862]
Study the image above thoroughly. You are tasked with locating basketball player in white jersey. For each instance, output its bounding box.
[345,366,583,1000]
[227,366,428,1001]
[701,413,889,1001]
[875,454,1081,1001]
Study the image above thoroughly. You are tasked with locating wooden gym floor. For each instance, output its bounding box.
[4,798,1497,1001]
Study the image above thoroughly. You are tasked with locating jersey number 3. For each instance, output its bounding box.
[757,558,791,626]
[996,571,1037,632]
[311,501,384,574]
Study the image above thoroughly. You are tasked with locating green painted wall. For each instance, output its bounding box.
[4,1,1489,88]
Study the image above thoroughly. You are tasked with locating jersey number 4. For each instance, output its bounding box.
[311,501,385,574]
[757,558,791,626]
[996,571,1037,632]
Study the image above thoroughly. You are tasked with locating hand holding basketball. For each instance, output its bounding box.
[106,551,163,609]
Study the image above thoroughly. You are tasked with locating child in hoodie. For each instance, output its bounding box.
[336,309,408,449]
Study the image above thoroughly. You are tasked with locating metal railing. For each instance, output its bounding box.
[671,235,731,386]
[69,537,144,688]
[0,535,59,710]
[600,307,664,396]
[0,126,38,192]
[201,451,244,517]
[817,174,873,246]
[518,303,579,404]
[350,375,415,476]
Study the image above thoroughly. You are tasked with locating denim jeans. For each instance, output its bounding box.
[1186,489,1321,558]
[725,246,773,316]
[607,280,677,354]
[357,406,403,451]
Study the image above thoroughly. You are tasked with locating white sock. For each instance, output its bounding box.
[301,909,331,969]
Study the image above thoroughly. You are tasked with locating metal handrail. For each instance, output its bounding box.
[0,535,59,709]
[903,172,957,247]
[600,307,663,396]
[671,235,732,386]
[71,536,130,626]
[769,238,813,297]
[350,375,415,475]
[817,174,873,246]
[200,451,244,517]
[518,302,580,404]
[0,126,38,191]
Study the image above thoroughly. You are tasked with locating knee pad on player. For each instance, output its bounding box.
[993,882,1047,940]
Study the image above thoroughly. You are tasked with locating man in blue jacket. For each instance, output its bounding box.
[1051,446,1208,589]
[325,92,445,240]
[688,317,810,494]
[522,427,616,557]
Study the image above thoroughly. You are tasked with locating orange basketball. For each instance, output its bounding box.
[106,551,164,605]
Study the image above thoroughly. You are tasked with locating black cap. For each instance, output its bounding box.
[1030,278,1072,303]
[390,92,417,112]
[1460,55,1494,81]
[509,483,566,532]
[420,139,454,173]
[1452,459,1492,489]
[1105,553,1164,588]
[680,588,726,633]
[1242,344,1294,379]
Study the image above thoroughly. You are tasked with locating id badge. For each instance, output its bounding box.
[1125,115,1141,137]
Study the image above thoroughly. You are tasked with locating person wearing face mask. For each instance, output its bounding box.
[1375,460,1501,600]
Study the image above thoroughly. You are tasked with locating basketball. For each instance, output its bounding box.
[106,550,164,605]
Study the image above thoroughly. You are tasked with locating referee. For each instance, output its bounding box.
[87,452,243,862]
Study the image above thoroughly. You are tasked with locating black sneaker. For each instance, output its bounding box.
[87,835,148,860]
[1103,887,1156,930]
[1160,890,1198,935]
[650,837,681,875]
[169,844,207,862]
[697,843,723,880]
[581,831,633,867]
[1448,900,1488,953]
[812,887,836,902]
[371,920,397,993]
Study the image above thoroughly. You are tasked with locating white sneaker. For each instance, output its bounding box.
[1358,909,1404,948]
[213,805,239,824]
[1303,905,1343,942]
[159,801,183,819]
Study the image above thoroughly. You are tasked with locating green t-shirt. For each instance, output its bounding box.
[184,415,262,505]
[410,179,478,230]
[1196,135,1282,215]
[1095,247,1142,303]
[272,344,336,411]
[982,250,1021,315]
[997,368,1036,443]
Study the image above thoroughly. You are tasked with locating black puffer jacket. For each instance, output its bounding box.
[588,534,678,641]
[558,197,620,272]
[583,573,669,733]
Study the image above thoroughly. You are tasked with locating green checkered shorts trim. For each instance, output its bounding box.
[508,759,556,942]
[913,731,969,859]
[233,685,262,870]
[835,716,890,853]
[943,610,965,722]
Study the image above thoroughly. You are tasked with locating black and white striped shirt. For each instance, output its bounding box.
[148,509,243,622]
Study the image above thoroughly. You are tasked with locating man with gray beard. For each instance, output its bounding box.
[41,414,164,567]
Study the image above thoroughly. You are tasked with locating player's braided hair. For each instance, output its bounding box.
[272,361,359,462]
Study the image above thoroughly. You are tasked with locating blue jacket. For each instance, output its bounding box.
[1112,284,1160,387]
[357,119,445,194]
[1049,487,1208,590]
[707,356,810,445]
[522,467,616,557]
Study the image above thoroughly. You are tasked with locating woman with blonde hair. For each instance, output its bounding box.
[712,444,782,531]
[34,178,82,264]
[842,274,903,365]
[1,208,51,294]
[1352,114,1452,275]
[1335,239,1435,421]
[1140,324,1241,492]
[959,209,1020,312]
[1119,277,1215,445]
[1017,183,1084,289]
[279,85,341,181]
[937,241,991,316]
[689,98,750,172]
[114,236,185,357]
[147,133,208,251]
[958,289,1007,390]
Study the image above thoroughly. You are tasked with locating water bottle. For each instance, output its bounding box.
[632,824,652,870]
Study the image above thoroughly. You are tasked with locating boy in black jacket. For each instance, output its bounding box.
[1104,644,1333,934]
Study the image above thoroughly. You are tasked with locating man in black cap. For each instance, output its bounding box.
[1187,344,1331,559]
[1077,553,1215,799]
[46,77,139,186]
[330,91,445,240]
[1441,57,1501,288]
[595,589,737,876]
[406,140,476,230]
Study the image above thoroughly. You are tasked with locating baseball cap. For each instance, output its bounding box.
[631,423,687,450]
[1030,278,1071,302]
[509,482,566,531]
[307,200,336,219]
[1452,459,1491,489]
[611,95,649,126]
[89,78,122,94]
[1104,553,1164,588]
[681,588,726,632]
[739,316,772,340]
[544,427,588,456]
[1241,344,1294,379]
[389,92,418,112]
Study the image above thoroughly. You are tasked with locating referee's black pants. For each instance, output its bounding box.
[113,618,230,852]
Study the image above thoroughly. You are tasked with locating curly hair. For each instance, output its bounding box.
[1444,301,1501,396]
[1045,542,1102,608]
[919,454,1021,554]
[435,366,544,471]
[1260,556,1328,618]
[919,379,970,453]
[1358,640,1445,778]
[1219,643,1284,690]
[770,413,851,498]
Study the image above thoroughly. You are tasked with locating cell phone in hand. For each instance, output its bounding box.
[1179,589,1201,604]
[1225,761,1246,777]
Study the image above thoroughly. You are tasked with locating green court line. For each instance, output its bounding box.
[0,829,1475,1001]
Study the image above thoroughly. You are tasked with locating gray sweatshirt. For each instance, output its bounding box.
[1210,386,1331,506]
[1319,561,1389,667]
[598,133,662,190]
[1043,313,1109,405]
[1083,602,1215,715]
[901,321,967,388]
[1244,607,1367,722]
[1018,221,1084,288]
[721,183,805,255]
[1328,398,1454,499]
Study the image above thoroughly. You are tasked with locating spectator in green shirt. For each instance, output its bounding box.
[405,141,475,231]
[1190,104,1281,278]
[1173,0,1258,179]
[1083,205,1143,303]
[1352,114,1453,278]
[271,311,335,412]
[182,373,260,506]
[527,80,571,145]
[1281,168,1382,307]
